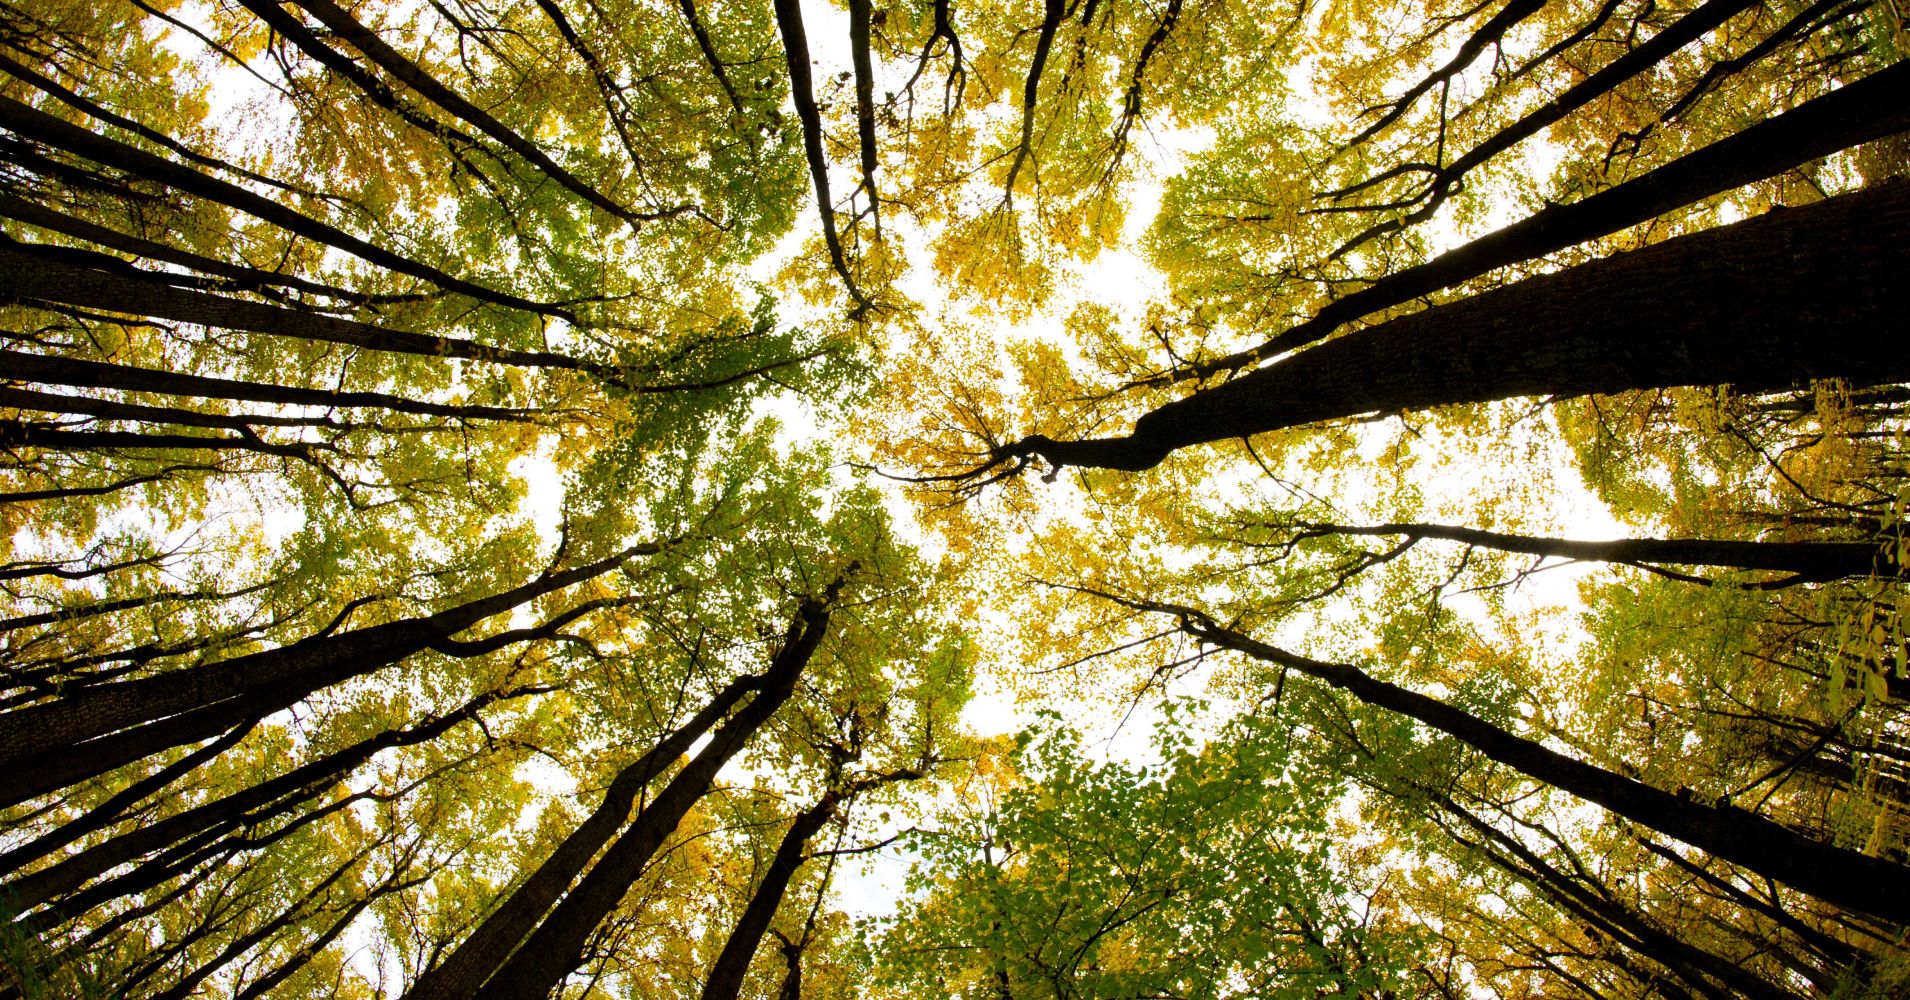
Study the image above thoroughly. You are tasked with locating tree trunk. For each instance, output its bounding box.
[700,792,839,1000]
[0,242,597,372]
[1022,178,1910,472]
[0,349,544,422]
[0,95,560,318]
[465,595,836,1000]
[1432,795,1798,1000]
[1170,59,1910,383]
[2,688,513,914]
[402,670,766,1000]
[0,192,413,306]
[285,0,668,227]
[1290,520,1899,581]
[0,721,253,880]
[0,542,657,806]
[1179,612,1910,925]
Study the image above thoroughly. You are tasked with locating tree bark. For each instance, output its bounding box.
[0,720,253,880]
[1,688,515,914]
[771,0,867,311]
[1179,610,1910,925]
[0,95,561,319]
[700,792,839,1000]
[466,594,836,1000]
[1324,0,1761,255]
[0,192,414,306]
[1431,795,1797,1000]
[403,670,766,1000]
[285,0,675,227]
[1164,59,1910,385]
[1287,520,1900,582]
[0,349,544,422]
[0,242,599,372]
[0,542,659,806]
[1020,178,1910,472]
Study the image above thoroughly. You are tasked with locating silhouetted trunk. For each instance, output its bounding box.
[284,0,670,226]
[466,594,836,1000]
[230,875,393,1000]
[0,349,543,422]
[0,543,656,807]
[2,689,514,915]
[701,792,840,1000]
[1168,59,1910,382]
[1179,612,1910,924]
[1290,520,1899,581]
[403,670,767,1000]
[772,0,866,309]
[0,192,417,306]
[0,241,598,371]
[138,838,371,1000]
[0,720,254,880]
[0,95,560,318]
[1324,0,1761,255]
[1432,795,1797,1000]
[1021,178,1910,472]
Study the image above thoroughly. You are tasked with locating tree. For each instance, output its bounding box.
[8,0,1910,995]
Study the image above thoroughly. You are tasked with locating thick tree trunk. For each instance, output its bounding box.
[700,792,839,1000]
[467,596,835,1000]
[0,542,657,806]
[1185,613,1910,925]
[1291,521,1899,581]
[0,721,254,880]
[0,349,543,422]
[0,242,597,371]
[403,670,766,1000]
[1169,59,1910,383]
[1023,178,1910,472]
[0,95,560,318]
[2,689,513,914]
[1,386,402,433]
[0,193,411,306]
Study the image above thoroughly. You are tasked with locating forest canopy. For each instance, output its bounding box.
[1,0,1907,997]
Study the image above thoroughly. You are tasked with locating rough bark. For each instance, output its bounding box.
[1019,178,1910,472]
[0,721,254,880]
[0,192,411,306]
